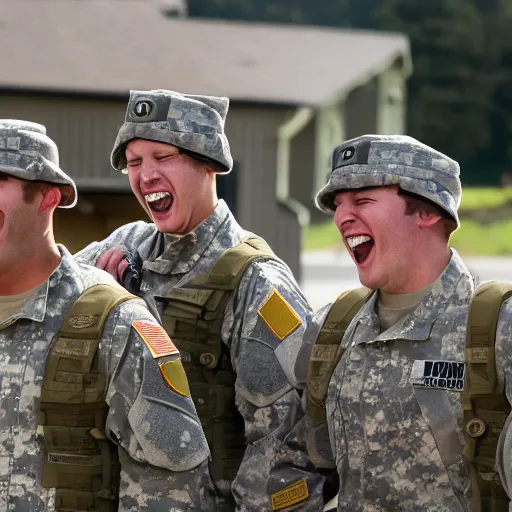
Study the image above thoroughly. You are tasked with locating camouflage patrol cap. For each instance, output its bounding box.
[315,134,461,226]
[111,89,233,173]
[0,120,76,208]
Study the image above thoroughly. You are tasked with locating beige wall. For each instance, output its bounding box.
[0,92,303,275]
[54,193,147,254]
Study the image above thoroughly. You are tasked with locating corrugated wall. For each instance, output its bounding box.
[344,78,379,140]
[224,105,302,277]
[0,93,302,277]
[0,93,128,189]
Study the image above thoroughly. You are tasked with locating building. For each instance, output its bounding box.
[0,0,411,277]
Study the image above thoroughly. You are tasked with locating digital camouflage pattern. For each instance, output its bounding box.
[315,135,461,226]
[0,119,76,207]
[0,247,217,511]
[75,200,324,512]
[303,250,512,511]
[494,296,512,502]
[111,89,233,173]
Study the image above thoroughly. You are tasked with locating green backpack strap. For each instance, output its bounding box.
[40,283,136,512]
[307,287,372,428]
[190,234,276,290]
[463,281,512,512]
[162,235,277,484]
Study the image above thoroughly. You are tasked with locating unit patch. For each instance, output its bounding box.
[271,478,309,510]
[159,360,191,397]
[132,321,179,358]
[258,289,302,340]
[68,314,97,329]
[411,360,465,391]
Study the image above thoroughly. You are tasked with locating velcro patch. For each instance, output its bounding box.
[258,289,302,341]
[132,321,179,358]
[411,360,465,392]
[271,478,309,510]
[159,360,190,397]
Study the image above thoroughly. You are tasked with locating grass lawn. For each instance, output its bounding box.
[303,187,512,255]
[458,187,512,211]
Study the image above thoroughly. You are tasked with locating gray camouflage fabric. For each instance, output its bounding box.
[0,119,76,207]
[303,250,512,511]
[315,134,461,226]
[111,89,233,173]
[75,199,324,512]
[0,246,216,511]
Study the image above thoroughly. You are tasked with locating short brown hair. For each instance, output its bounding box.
[398,189,457,238]
[21,180,61,205]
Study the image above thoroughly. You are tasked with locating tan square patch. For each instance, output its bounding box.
[258,289,301,341]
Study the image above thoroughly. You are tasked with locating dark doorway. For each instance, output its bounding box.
[217,162,238,217]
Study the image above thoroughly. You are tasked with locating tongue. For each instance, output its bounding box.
[353,241,374,264]
[149,196,173,213]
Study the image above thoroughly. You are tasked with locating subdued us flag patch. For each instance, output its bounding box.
[132,320,179,358]
[411,359,465,391]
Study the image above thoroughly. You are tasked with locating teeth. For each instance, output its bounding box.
[347,235,372,249]
[145,191,171,203]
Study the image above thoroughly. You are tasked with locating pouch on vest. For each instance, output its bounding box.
[38,283,135,512]
[158,235,276,484]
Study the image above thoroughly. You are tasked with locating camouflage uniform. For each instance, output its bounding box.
[0,119,216,511]
[77,201,323,511]
[304,135,512,511]
[76,90,324,512]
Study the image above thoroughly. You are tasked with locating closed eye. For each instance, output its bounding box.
[126,158,142,168]
[156,154,179,162]
[355,198,375,205]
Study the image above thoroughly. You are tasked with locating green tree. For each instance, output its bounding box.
[374,0,496,169]
[188,0,349,26]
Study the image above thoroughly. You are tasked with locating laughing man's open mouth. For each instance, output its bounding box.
[144,191,174,213]
[346,235,375,264]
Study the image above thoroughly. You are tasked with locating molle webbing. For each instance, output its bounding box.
[39,284,135,512]
[160,235,275,483]
[307,287,372,428]
[463,281,512,512]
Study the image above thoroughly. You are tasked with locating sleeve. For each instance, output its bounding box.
[73,221,155,266]
[100,299,218,511]
[224,259,324,512]
[494,297,512,503]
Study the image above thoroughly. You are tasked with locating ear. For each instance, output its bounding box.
[416,210,443,229]
[39,185,61,212]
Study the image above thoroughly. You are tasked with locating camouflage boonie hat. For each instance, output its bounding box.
[315,134,461,226]
[111,89,233,173]
[0,120,76,208]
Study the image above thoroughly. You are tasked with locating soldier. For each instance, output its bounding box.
[75,89,324,511]
[304,134,512,511]
[0,119,217,511]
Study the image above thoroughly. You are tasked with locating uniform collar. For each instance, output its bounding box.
[353,250,474,344]
[143,199,244,276]
[0,245,83,328]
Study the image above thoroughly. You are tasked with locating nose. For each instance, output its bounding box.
[333,203,356,232]
[140,163,160,185]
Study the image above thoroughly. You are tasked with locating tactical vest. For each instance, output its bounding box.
[38,283,135,512]
[306,282,512,512]
[158,235,275,483]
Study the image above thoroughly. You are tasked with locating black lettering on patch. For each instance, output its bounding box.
[411,360,465,392]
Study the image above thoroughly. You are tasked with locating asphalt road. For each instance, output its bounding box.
[301,249,512,310]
